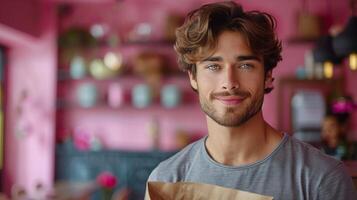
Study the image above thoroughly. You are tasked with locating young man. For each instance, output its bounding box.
[147,1,357,199]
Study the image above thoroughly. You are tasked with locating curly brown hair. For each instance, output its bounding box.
[174,1,282,93]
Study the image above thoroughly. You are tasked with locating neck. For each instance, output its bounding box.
[205,111,283,166]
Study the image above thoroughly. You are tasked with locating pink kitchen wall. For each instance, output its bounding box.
[0,0,42,37]
[58,0,357,149]
[0,0,356,197]
[0,0,57,196]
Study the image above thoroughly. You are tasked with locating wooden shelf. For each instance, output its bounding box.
[59,39,175,51]
[120,39,174,46]
[57,72,187,82]
[286,37,317,45]
[278,77,343,84]
[57,102,200,113]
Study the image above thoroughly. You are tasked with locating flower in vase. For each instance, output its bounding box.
[332,96,355,114]
[96,171,118,200]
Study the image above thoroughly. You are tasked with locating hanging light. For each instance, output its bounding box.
[312,35,343,78]
[332,0,357,71]
[349,52,357,70]
[323,61,334,78]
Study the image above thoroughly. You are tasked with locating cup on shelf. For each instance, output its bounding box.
[161,84,181,108]
[76,83,98,108]
[107,83,125,108]
[70,56,86,79]
[89,58,121,80]
[132,84,152,108]
[295,66,307,79]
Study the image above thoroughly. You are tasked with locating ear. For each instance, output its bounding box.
[265,70,274,89]
[188,70,198,90]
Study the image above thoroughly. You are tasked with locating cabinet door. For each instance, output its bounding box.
[0,46,6,171]
[277,77,343,134]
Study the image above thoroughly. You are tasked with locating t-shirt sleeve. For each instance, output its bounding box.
[145,167,159,200]
[317,163,357,200]
[147,166,159,182]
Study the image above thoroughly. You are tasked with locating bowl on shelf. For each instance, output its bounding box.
[76,83,98,108]
[70,55,87,79]
[161,84,181,108]
[132,84,152,108]
[89,58,122,80]
[107,82,125,108]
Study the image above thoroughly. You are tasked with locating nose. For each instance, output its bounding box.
[222,65,239,90]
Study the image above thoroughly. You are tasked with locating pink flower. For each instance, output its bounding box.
[332,100,355,114]
[73,128,91,150]
[96,171,117,189]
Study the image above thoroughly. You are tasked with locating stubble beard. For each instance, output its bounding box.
[199,89,264,127]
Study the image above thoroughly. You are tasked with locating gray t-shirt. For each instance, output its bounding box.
[148,133,357,199]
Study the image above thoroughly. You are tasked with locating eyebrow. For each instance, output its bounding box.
[201,55,261,62]
[237,55,261,62]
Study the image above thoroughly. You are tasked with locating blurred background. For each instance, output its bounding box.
[0,0,356,199]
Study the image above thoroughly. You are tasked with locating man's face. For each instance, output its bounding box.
[189,31,272,127]
[322,116,340,140]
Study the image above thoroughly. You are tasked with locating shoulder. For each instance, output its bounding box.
[316,162,357,199]
[285,136,356,198]
[147,137,204,182]
[287,136,342,171]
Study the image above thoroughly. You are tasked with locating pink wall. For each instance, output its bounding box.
[58,0,357,150]
[0,0,57,196]
[0,0,42,37]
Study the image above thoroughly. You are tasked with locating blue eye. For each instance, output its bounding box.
[240,63,253,69]
[206,64,220,71]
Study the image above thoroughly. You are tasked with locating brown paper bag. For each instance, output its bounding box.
[145,182,273,200]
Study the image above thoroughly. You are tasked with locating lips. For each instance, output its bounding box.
[214,96,245,105]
